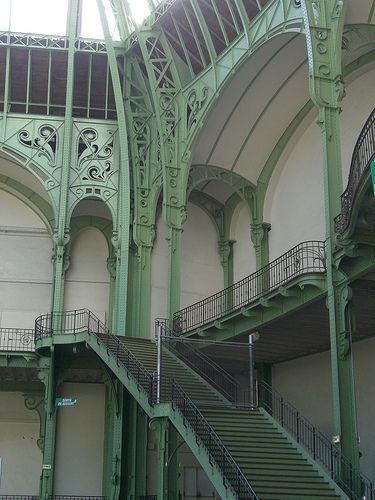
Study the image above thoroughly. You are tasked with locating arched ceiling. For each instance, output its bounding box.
[346,0,375,24]
[192,33,309,185]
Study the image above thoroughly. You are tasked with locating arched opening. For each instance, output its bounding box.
[64,198,113,323]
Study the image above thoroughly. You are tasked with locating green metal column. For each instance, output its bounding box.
[251,222,270,270]
[135,409,148,498]
[38,355,57,500]
[219,239,234,289]
[150,418,169,500]
[319,106,359,467]
[51,0,79,315]
[123,395,148,499]
[167,426,180,500]
[97,0,132,336]
[103,376,123,500]
[167,226,183,321]
[107,257,117,331]
[134,243,153,338]
[302,0,359,468]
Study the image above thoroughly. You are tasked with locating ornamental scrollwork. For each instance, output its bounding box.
[186,86,208,133]
[77,128,114,183]
[18,124,58,167]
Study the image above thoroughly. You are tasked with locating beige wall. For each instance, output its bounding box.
[273,336,375,481]
[64,228,110,323]
[266,67,375,260]
[54,382,105,496]
[0,392,42,495]
[181,203,222,308]
[150,203,222,336]
[0,189,53,328]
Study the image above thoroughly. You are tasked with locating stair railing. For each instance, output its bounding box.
[335,106,375,234]
[173,240,326,335]
[35,309,259,500]
[156,319,239,403]
[0,328,35,352]
[258,381,375,500]
[35,309,154,402]
[154,376,259,500]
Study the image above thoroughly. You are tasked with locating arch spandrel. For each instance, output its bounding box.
[1,115,65,211]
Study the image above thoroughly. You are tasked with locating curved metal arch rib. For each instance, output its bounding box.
[187,164,255,201]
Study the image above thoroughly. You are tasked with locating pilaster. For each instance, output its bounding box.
[218,239,235,289]
[250,222,271,270]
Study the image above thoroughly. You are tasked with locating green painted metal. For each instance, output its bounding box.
[38,353,57,500]
[187,274,327,341]
[102,369,123,500]
[150,418,169,500]
[23,392,46,450]
[97,0,132,335]
[51,0,79,318]
[302,0,360,473]
[0,0,374,495]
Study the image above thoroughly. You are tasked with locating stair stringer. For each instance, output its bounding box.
[259,408,350,500]
[82,332,238,500]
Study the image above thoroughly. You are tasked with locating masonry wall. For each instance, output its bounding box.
[54,382,106,496]
[273,336,375,481]
[0,391,42,495]
[266,67,375,260]
[150,203,222,335]
[64,228,110,323]
[0,189,52,328]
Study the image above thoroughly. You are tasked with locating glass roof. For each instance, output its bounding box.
[0,0,153,40]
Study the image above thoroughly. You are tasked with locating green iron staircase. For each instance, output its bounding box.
[33,310,373,500]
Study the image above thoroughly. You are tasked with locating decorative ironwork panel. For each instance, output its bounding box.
[69,121,119,218]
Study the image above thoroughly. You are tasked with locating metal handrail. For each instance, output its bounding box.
[335,107,375,234]
[173,240,326,335]
[155,377,259,500]
[258,381,375,500]
[35,309,154,403]
[156,319,238,402]
[0,497,38,500]
[34,309,259,500]
[0,328,35,352]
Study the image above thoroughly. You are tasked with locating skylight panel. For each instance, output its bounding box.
[127,0,151,25]
[5,0,69,36]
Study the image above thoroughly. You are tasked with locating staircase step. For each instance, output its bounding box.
[96,335,345,500]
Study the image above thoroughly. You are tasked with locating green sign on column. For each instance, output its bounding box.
[55,397,77,407]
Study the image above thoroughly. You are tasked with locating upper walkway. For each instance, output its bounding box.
[173,106,375,338]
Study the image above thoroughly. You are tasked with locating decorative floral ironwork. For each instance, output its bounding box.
[18,124,57,167]
[77,128,114,183]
